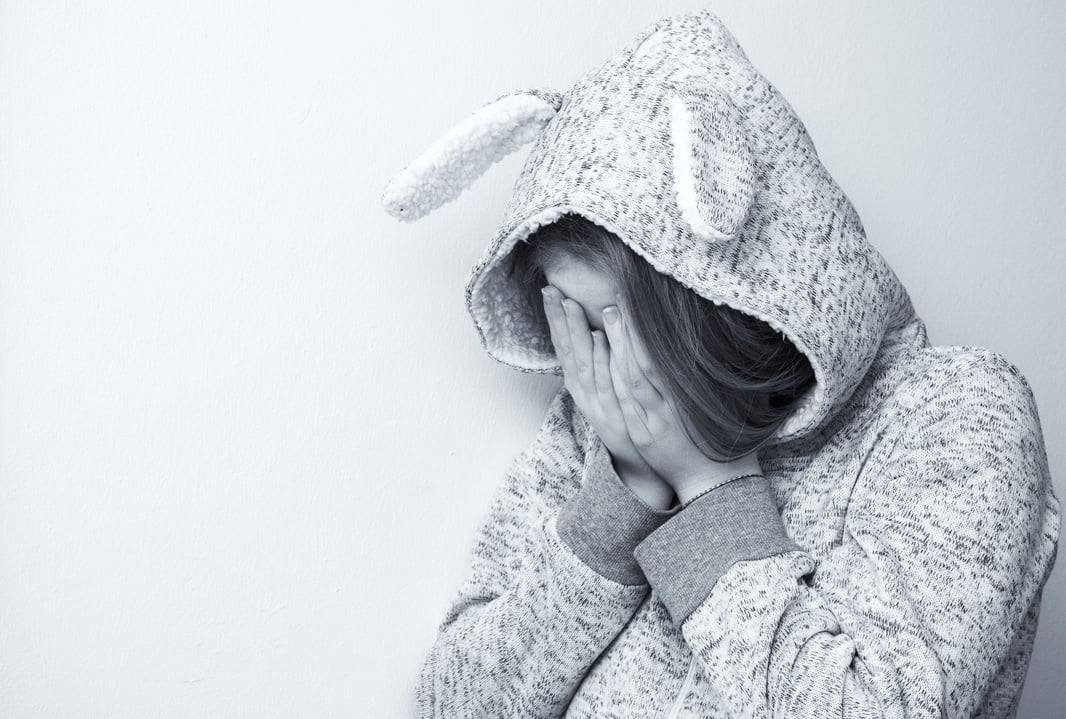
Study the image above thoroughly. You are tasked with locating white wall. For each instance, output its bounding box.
[1,1,1062,716]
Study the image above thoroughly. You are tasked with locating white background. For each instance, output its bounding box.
[1,1,1063,716]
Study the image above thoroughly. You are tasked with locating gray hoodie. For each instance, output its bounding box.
[382,9,1060,718]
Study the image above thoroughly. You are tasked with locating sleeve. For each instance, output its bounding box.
[631,353,1062,718]
[416,388,682,719]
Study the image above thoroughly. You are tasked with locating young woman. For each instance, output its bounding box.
[382,10,1060,719]
[509,212,815,514]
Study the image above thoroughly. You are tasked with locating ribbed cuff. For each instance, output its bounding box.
[556,437,681,586]
[633,475,801,626]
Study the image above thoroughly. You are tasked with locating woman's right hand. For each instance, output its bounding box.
[542,285,677,511]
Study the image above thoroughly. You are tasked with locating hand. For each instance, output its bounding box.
[600,296,755,499]
[542,285,675,511]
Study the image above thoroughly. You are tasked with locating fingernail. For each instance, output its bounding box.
[604,306,618,324]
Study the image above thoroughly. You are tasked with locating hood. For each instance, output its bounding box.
[382,9,925,443]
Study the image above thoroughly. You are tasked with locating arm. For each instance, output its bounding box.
[416,388,681,718]
[632,352,1061,718]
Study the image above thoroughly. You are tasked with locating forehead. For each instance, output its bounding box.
[543,255,617,321]
[543,253,612,288]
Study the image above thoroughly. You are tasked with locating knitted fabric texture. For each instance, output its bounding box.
[383,9,1061,718]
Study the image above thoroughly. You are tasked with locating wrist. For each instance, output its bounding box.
[626,478,675,512]
[673,456,763,506]
[614,464,675,512]
[676,471,764,506]
[675,478,717,506]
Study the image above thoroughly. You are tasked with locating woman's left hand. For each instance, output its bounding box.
[601,298,732,497]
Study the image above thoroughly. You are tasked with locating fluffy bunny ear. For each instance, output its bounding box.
[669,86,756,243]
[381,88,565,222]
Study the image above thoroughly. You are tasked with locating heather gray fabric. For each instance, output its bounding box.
[555,431,682,586]
[632,474,802,625]
[384,9,1061,719]
[458,11,907,446]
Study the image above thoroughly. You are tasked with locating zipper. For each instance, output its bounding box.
[665,655,697,719]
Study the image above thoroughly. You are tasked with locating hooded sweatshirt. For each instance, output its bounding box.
[381,10,1061,719]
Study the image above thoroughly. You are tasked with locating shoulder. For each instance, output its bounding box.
[534,386,588,461]
[505,387,590,509]
[848,346,1053,533]
[887,346,1038,427]
[869,346,1047,485]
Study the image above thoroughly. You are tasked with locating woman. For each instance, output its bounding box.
[382,10,1060,718]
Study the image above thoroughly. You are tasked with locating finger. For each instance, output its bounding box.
[601,306,630,398]
[608,332,651,438]
[615,302,664,411]
[602,306,655,421]
[561,298,594,387]
[542,286,574,376]
[594,331,635,437]
[591,330,615,400]
[616,297,668,398]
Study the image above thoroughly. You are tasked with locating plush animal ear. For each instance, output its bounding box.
[668,86,755,243]
[381,88,565,222]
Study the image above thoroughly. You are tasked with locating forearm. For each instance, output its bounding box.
[417,510,649,718]
[420,422,681,717]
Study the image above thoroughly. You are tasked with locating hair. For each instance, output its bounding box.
[506,212,817,462]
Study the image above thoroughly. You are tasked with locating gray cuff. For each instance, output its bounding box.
[633,475,801,626]
[556,438,681,586]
